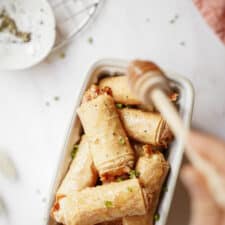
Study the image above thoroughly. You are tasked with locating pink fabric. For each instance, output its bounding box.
[194,0,225,44]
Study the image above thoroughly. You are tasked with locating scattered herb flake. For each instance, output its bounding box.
[175,14,179,19]
[118,136,125,145]
[154,213,160,222]
[54,96,60,101]
[104,200,113,208]
[59,52,65,59]
[45,101,50,106]
[129,170,140,179]
[116,103,124,109]
[169,14,179,24]
[0,10,31,42]
[88,37,93,44]
[71,144,79,159]
[163,186,168,193]
[127,187,133,192]
[180,41,186,46]
[116,177,124,182]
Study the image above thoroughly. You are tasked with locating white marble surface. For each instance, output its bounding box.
[0,0,225,225]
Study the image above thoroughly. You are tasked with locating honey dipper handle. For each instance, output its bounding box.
[151,88,225,209]
[151,89,187,141]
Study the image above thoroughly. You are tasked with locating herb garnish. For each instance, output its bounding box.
[115,103,132,109]
[0,10,31,43]
[118,136,125,145]
[54,96,60,101]
[163,186,168,193]
[127,187,133,192]
[115,103,124,109]
[88,37,93,44]
[180,41,186,46]
[45,101,50,106]
[129,170,140,179]
[154,213,160,221]
[104,200,113,208]
[116,177,124,182]
[169,14,179,24]
[71,144,79,159]
[59,52,65,59]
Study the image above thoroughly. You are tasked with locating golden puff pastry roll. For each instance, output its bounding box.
[99,76,141,105]
[123,148,169,225]
[51,136,98,222]
[118,108,173,147]
[56,135,97,196]
[136,149,169,195]
[77,93,135,181]
[53,179,148,225]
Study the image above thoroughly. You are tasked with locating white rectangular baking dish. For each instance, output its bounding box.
[46,59,194,225]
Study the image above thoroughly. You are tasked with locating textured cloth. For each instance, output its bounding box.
[194,0,225,43]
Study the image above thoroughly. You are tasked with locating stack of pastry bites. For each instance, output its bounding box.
[51,75,175,225]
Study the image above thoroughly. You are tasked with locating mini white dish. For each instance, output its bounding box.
[45,59,194,225]
[0,0,56,71]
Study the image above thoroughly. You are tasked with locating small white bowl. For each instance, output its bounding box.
[0,0,56,71]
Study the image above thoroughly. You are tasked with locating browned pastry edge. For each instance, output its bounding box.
[159,123,174,147]
[82,84,112,103]
[51,194,66,216]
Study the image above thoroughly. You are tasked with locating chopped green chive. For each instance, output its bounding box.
[175,14,179,19]
[104,200,113,208]
[169,14,179,24]
[116,177,124,182]
[0,10,31,42]
[118,136,125,145]
[129,170,140,179]
[88,37,93,44]
[59,52,65,59]
[71,144,79,159]
[154,213,160,221]
[127,187,133,192]
[116,103,124,109]
[54,96,60,101]
[45,101,50,106]
[163,186,168,193]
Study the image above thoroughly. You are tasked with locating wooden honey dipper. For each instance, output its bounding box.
[128,60,225,209]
